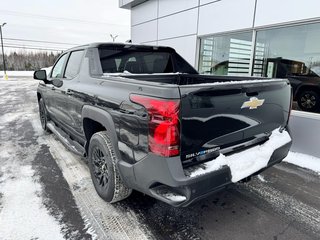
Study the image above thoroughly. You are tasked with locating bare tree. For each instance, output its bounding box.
[0,51,60,71]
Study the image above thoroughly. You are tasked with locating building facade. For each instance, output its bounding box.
[120,0,320,158]
[121,0,320,71]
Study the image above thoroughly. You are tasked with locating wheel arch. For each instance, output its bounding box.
[294,84,320,100]
[82,105,119,157]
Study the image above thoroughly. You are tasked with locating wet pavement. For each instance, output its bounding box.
[0,77,319,240]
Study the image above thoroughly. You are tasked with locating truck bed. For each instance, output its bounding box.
[107,72,291,167]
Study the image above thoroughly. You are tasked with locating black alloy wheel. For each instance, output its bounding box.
[297,90,320,113]
[91,146,110,189]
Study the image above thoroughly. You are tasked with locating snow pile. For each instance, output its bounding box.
[284,152,320,175]
[188,128,292,182]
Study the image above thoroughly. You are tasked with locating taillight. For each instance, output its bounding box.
[130,94,180,157]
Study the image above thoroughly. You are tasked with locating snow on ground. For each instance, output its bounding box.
[1,71,34,78]
[0,80,67,240]
[0,67,52,79]
[284,152,320,175]
[188,128,292,182]
[0,164,64,240]
[0,78,151,240]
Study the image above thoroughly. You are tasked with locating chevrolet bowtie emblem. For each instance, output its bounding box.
[241,97,265,109]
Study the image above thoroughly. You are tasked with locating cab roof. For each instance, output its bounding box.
[64,42,175,53]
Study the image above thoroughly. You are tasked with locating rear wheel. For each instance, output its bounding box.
[88,131,132,203]
[297,90,320,112]
[39,98,51,133]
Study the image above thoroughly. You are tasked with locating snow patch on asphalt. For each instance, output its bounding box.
[162,192,187,202]
[0,164,64,240]
[244,180,320,235]
[257,174,267,182]
[84,217,98,240]
[284,152,320,175]
[0,112,27,124]
[45,135,152,240]
[188,128,291,182]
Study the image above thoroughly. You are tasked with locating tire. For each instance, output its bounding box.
[88,131,132,203]
[297,90,320,112]
[39,98,51,133]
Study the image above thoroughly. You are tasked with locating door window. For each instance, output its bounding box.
[64,50,84,79]
[51,54,68,78]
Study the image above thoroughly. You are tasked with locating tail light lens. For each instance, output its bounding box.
[130,94,180,157]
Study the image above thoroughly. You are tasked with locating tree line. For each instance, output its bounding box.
[0,51,61,71]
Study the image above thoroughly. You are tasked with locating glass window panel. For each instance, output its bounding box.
[64,50,84,79]
[253,23,320,113]
[199,32,252,76]
[51,54,68,78]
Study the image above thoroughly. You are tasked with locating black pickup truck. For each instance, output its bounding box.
[34,43,292,207]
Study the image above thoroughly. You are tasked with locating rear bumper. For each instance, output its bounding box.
[118,130,292,207]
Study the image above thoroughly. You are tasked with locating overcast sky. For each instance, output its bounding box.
[0,0,131,53]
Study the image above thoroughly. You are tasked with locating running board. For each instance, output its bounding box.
[47,121,86,157]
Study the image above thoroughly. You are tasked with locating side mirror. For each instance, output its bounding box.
[34,70,47,81]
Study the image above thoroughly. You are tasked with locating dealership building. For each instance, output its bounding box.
[119,0,320,158]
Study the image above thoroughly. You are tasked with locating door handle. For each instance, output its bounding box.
[51,86,56,90]
[66,90,72,95]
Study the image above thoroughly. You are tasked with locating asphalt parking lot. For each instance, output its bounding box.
[0,77,319,240]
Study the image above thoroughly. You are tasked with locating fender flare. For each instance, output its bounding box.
[81,105,120,158]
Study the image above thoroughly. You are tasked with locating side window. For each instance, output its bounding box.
[64,50,84,79]
[51,54,68,78]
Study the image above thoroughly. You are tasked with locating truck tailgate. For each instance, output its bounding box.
[178,79,291,166]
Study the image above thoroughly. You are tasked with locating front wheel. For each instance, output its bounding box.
[88,131,132,203]
[297,90,320,113]
[38,98,51,133]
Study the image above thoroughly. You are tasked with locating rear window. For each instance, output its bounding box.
[99,48,174,74]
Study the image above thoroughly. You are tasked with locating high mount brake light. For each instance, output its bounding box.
[130,94,180,157]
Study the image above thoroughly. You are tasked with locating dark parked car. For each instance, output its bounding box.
[34,43,292,207]
[265,58,320,113]
[208,58,320,113]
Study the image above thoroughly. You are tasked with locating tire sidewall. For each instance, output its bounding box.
[39,98,49,130]
[88,133,116,202]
